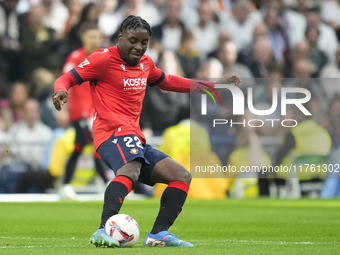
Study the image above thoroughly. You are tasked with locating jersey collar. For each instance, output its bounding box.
[117,44,143,66]
[117,44,127,63]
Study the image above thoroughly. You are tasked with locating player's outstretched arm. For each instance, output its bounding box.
[155,73,241,93]
[52,91,68,111]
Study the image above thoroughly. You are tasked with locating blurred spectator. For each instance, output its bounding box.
[305,25,328,78]
[306,7,338,63]
[320,48,340,80]
[63,0,84,34]
[217,41,254,80]
[179,0,199,30]
[264,0,306,48]
[207,30,231,59]
[293,40,309,60]
[0,0,24,82]
[40,107,70,172]
[140,51,189,138]
[30,68,55,99]
[320,0,340,32]
[194,57,224,123]
[292,0,311,16]
[0,0,21,50]
[317,111,333,139]
[0,81,29,131]
[97,0,119,39]
[20,5,65,78]
[221,0,262,52]
[275,106,331,197]
[0,46,7,97]
[247,37,275,78]
[145,38,162,64]
[192,0,219,58]
[291,58,328,112]
[320,142,340,198]
[227,113,272,198]
[0,115,9,157]
[42,0,69,35]
[12,109,106,194]
[66,3,98,55]
[8,98,52,169]
[196,57,223,80]
[176,30,200,78]
[255,63,283,103]
[152,0,185,52]
[283,40,309,78]
[328,94,340,143]
[30,68,57,129]
[264,6,290,63]
[14,107,69,193]
[238,23,268,66]
[293,58,313,78]
[113,0,162,28]
[157,50,185,77]
[253,64,284,135]
[193,56,237,161]
[320,49,340,105]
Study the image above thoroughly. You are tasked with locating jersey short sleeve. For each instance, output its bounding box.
[70,50,110,85]
[147,56,165,87]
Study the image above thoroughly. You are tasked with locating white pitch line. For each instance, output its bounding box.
[0,236,87,240]
[189,239,320,245]
[0,245,78,249]
[2,237,336,249]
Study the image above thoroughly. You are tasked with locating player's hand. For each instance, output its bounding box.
[215,74,241,91]
[52,91,68,111]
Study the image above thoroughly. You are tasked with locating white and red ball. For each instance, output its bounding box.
[105,214,140,247]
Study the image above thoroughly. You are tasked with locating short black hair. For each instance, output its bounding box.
[79,21,99,35]
[118,15,153,37]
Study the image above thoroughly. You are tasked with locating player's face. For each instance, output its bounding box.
[118,28,149,66]
[82,28,103,54]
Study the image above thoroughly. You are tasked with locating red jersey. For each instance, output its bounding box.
[55,45,214,150]
[58,46,163,149]
[63,48,94,121]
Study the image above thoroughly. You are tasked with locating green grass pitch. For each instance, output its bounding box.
[0,199,339,254]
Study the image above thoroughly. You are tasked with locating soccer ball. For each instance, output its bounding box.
[105,214,140,247]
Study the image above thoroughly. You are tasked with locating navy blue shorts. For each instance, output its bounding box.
[97,133,169,186]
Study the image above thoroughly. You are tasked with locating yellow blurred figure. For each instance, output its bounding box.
[279,119,331,180]
[49,128,96,186]
[227,147,271,198]
[154,120,229,199]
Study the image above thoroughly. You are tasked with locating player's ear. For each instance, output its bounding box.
[118,32,123,42]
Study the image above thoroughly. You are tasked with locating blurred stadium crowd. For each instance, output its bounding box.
[1,0,340,198]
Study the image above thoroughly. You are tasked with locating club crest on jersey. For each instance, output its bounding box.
[121,64,126,71]
[78,58,90,68]
[140,63,145,72]
[130,148,138,154]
